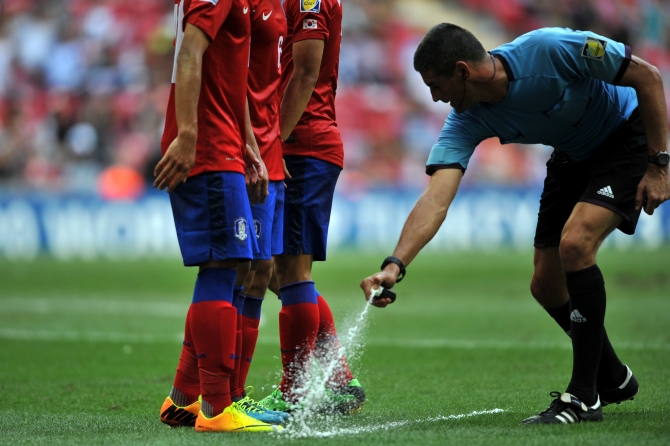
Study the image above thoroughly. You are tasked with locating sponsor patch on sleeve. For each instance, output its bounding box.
[300,0,320,13]
[581,36,607,61]
[303,19,318,29]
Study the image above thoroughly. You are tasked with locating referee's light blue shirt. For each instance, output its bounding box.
[426,28,638,172]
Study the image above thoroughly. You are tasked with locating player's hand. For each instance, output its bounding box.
[153,134,196,193]
[360,269,398,308]
[256,156,269,205]
[244,144,266,204]
[635,163,670,215]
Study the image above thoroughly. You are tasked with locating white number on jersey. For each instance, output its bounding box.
[171,1,186,84]
[277,35,284,70]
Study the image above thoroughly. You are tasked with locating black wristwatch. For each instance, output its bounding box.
[381,256,406,283]
[649,151,670,166]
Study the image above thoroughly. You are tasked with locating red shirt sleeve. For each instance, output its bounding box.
[184,0,234,41]
[291,0,329,43]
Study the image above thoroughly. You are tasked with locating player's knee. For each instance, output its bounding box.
[236,261,252,286]
[558,234,590,268]
[529,274,547,300]
[255,260,273,281]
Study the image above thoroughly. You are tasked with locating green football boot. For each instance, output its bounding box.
[324,378,366,414]
[259,388,304,413]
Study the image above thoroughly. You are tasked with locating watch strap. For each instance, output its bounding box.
[381,256,406,283]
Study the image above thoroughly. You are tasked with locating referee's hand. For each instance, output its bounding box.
[360,271,397,308]
[636,163,670,215]
[153,135,196,193]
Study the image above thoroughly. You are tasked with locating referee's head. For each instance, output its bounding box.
[413,23,487,79]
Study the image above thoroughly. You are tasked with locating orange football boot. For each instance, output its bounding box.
[194,402,282,432]
[159,396,200,427]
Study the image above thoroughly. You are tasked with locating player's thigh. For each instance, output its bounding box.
[560,202,622,257]
[168,171,257,266]
[534,150,588,249]
[282,156,341,262]
[576,110,648,236]
[274,253,314,285]
[251,180,283,262]
[247,258,274,296]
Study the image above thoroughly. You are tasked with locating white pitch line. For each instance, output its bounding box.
[283,409,505,438]
[0,297,187,318]
[1,328,668,351]
[0,328,183,344]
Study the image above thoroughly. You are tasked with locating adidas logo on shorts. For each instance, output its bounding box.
[597,185,614,199]
[570,309,587,323]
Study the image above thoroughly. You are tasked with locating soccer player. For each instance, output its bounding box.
[154,0,279,433]
[260,0,365,413]
[360,24,669,424]
[226,0,290,424]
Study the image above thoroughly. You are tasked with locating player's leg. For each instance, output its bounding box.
[531,247,629,395]
[161,171,276,432]
[272,156,327,406]
[314,290,366,413]
[237,180,284,396]
[273,252,320,405]
[226,181,289,423]
[238,258,273,391]
[270,156,362,412]
[524,111,647,424]
[559,203,626,404]
[161,304,200,427]
[231,260,251,402]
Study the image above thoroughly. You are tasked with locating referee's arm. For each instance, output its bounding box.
[618,55,670,214]
[360,168,462,306]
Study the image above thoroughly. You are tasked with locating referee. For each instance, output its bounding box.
[360,24,669,424]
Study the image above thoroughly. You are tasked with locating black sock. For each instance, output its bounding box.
[564,264,607,406]
[545,301,626,389]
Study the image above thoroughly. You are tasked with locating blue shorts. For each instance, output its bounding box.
[169,171,257,266]
[251,180,284,260]
[282,156,341,261]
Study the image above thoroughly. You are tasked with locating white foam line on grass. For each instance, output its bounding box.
[283,409,505,438]
[2,328,669,351]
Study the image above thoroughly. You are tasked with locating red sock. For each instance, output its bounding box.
[238,296,263,393]
[230,288,245,400]
[316,294,354,388]
[278,281,319,402]
[231,310,244,399]
[172,306,200,404]
[191,300,237,415]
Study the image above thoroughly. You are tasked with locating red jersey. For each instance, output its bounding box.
[248,0,287,181]
[280,0,344,168]
[161,0,251,177]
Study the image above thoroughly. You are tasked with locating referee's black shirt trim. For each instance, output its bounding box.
[612,45,632,85]
[492,54,514,82]
[426,163,465,176]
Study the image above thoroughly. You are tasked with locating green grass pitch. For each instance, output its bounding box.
[1,249,669,445]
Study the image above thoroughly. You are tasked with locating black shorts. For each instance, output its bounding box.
[534,109,648,248]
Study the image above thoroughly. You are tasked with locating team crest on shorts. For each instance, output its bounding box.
[234,218,248,241]
[581,36,607,61]
[253,219,262,239]
[300,0,320,13]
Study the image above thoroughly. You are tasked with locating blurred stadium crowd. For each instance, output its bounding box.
[0,0,669,197]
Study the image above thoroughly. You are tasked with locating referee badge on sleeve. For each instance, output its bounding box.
[581,37,607,61]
